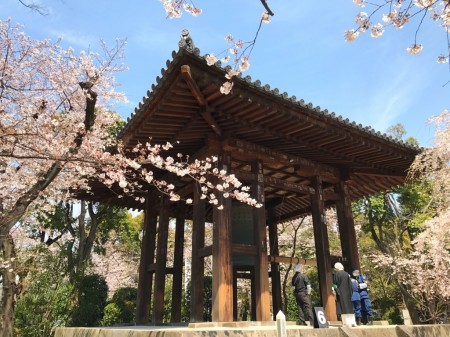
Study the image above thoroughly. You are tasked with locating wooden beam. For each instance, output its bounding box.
[268,255,317,267]
[190,182,206,322]
[268,208,282,320]
[198,245,213,258]
[152,195,170,324]
[231,243,258,255]
[212,152,233,322]
[311,176,337,321]
[351,169,407,178]
[323,189,339,201]
[201,106,222,136]
[180,65,207,106]
[264,175,315,195]
[135,195,158,324]
[176,181,194,198]
[180,65,222,136]
[265,197,284,209]
[233,169,315,195]
[252,160,271,321]
[335,180,360,271]
[171,203,186,323]
[222,138,340,182]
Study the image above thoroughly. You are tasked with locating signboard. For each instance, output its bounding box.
[314,307,329,328]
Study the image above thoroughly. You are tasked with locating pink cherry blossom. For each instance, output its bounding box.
[406,43,423,54]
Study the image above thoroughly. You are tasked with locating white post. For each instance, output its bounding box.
[276,310,287,337]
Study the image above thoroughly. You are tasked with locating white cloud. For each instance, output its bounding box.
[47,29,97,49]
[131,27,175,52]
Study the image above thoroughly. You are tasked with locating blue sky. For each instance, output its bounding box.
[3,0,449,146]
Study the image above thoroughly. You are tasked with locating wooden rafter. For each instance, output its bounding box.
[233,169,315,195]
[180,65,222,136]
[222,138,340,182]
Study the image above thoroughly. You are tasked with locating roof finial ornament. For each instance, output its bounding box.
[178,29,195,52]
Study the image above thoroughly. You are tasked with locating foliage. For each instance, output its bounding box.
[182,275,213,322]
[285,290,298,321]
[101,287,137,326]
[110,212,143,256]
[15,247,74,337]
[70,274,108,327]
[110,287,137,324]
[100,303,121,327]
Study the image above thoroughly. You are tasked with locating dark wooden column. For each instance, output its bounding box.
[190,183,206,322]
[310,176,337,321]
[252,161,271,321]
[268,207,282,319]
[212,152,233,322]
[135,195,157,324]
[335,180,360,271]
[152,195,170,323]
[171,203,186,323]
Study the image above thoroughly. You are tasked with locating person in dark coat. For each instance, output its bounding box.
[332,262,354,318]
[292,264,314,326]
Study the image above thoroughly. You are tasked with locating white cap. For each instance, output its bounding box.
[334,262,344,271]
[294,264,302,272]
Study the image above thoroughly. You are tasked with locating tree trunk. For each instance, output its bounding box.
[0,227,18,337]
[397,281,421,324]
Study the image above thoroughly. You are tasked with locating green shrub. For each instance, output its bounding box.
[107,287,137,324]
[70,274,108,327]
[15,250,74,337]
[182,275,212,322]
[100,303,121,326]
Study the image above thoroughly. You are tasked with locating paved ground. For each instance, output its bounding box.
[55,323,450,337]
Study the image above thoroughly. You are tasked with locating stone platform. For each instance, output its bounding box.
[55,323,450,337]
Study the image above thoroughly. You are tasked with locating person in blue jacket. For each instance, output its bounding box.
[352,269,373,325]
[350,271,362,325]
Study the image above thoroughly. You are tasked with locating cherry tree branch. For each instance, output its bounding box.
[259,0,274,16]
[17,0,48,15]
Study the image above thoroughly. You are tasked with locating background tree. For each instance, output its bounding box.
[33,201,130,282]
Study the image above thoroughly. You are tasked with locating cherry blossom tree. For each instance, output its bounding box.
[0,19,259,336]
[346,0,450,64]
[161,0,273,94]
[373,211,450,323]
[400,110,450,323]
[353,114,450,324]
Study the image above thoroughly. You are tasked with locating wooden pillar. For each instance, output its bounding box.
[135,195,157,324]
[171,203,186,323]
[252,161,271,321]
[212,152,233,322]
[152,195,170,323]
[310,176,337,321]
[232,268,238,321]
[335,180,360,271]
[268,208,282,320]
[190,183,206,322]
